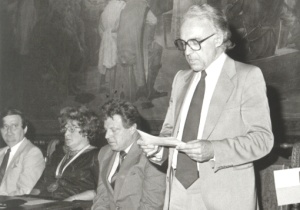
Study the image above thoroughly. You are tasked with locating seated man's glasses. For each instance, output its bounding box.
[174,34,215,51]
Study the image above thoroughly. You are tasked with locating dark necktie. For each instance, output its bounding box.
[176,70,206,189]
[0,148,11,185]
[111,151,127,189]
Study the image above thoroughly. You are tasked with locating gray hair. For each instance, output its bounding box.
[182,4,234,51]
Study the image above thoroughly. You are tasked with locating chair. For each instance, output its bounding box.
[45,139,61,165]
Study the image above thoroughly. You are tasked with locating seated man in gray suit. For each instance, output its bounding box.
[92,99,165,210]
[0,108,45,195]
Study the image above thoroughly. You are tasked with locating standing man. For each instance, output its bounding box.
[0,108,45,195]
[138,4,274,210]
[92,99,165,210]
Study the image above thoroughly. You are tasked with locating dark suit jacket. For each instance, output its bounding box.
[92,140,166,210]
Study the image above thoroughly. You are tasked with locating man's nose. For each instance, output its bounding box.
[64,130,71,137]
[6,127,13,134]
[185,44,194,56]
[105,130,112,139]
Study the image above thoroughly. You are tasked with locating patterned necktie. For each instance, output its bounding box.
[176,70,207,189]
[0,148,11,185]
[111,151,127,189]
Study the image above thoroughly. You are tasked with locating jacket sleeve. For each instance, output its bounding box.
[149,71,181,166]
[159,71,181,138]
[139,160,166,210]
[211,67,274,172]
[91,150,110,210]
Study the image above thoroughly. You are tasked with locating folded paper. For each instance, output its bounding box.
[137,130,185,147]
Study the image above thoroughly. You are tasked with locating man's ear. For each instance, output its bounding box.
[130,123,137,134]
[214,32,224,47]
[24,126,28,134]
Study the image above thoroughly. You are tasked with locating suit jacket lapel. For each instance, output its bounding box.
[202,56,236,140]
[173,70,194,137]
[113,141,141,200]
[6,138,29,171]
[101,149,116,195]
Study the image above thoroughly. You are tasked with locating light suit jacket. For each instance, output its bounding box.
[160,55,274,210]
[0,138,45,196]
[92,141,166,210]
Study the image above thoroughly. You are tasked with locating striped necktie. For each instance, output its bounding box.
[111,151,127,189]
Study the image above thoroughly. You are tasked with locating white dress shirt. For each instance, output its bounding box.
[6,138,25,169]
[172,53,227,170]
[108,143,133,183]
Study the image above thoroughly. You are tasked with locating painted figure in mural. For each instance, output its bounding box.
[32,106,100,201]
[91,99,165,210]
[138,4,274,210]
[0,109,45,196]
[116,0,150,102]
[81,0,108,66]
[144,0,170,103]
[114,0,169,106]
[97,0,126,97]
[224,0,299,61]
[280,0,300,50]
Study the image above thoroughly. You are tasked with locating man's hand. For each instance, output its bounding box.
[137,140,161,157]
[176,140,214,162]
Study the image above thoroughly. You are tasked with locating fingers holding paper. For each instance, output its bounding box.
[137,141,160,157]
[176,139,214,162]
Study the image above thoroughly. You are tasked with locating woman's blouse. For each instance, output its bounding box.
[35,145,99,200]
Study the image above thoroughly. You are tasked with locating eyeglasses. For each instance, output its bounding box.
[174,34,215,51]
[1,124,20,132]
[61,126,81,133]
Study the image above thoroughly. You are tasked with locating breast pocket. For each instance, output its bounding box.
[10,159,22,170]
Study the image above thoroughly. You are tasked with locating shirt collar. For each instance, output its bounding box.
[124,142,134,154]
[205,52,226,76]
[9,137,25,153]
[120,131,139,154]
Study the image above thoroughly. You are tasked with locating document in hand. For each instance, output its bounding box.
[274,167,300,206]
[137,130,185,147]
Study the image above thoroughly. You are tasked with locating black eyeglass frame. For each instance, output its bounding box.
[174,34,215,51]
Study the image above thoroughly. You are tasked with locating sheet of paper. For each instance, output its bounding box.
[23,199,56,206]
[137,130,185,147]
[274,167,300,206]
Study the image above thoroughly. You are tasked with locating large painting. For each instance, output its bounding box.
[0,0,299,139]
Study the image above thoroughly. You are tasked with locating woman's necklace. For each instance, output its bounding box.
[47,144,91,193]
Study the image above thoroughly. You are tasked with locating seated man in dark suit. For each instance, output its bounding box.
[0,108,45,195]
[92,99,166,210]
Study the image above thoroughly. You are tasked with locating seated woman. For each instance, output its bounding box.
[32,106,100,201]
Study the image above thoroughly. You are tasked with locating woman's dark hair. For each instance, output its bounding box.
[59,106,100,142]
[0,108,28,129]
[101,99,140,129]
